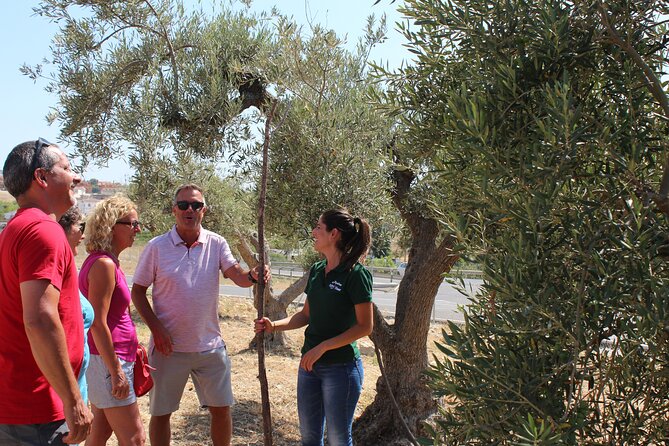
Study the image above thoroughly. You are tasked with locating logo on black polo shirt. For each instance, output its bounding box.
[329,280,343,291]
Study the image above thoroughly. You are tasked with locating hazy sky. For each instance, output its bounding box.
[0,1,411,183]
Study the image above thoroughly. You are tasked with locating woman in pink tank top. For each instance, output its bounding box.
[80,195,145,446]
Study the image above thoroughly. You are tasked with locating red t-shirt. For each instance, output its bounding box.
[0,207,83,424]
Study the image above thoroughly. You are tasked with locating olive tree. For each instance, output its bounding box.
[378,0,669,443]
[29,0,401,343]
[29,1,477,442]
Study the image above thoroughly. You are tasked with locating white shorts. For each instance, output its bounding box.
[149,346,234,416]
[86,354,136,409]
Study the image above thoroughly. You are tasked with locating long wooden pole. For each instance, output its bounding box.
[255,100,278,446]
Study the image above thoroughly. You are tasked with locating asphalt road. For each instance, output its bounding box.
[128,273,482,323]
[217,276,482,323]
[368,277,481,322]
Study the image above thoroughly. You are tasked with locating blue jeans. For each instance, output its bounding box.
[297,358,364,446]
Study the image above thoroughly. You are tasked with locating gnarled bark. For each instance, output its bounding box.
[235,232,308,348]
[353,167,459,445]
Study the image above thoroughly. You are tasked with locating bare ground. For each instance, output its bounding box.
[77,245,449,446]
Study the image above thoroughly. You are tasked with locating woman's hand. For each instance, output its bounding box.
[300,343,327,372]
[254,317,274,334]
[111,367,130,400]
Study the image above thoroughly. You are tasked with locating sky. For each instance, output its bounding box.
[0,0,411,183]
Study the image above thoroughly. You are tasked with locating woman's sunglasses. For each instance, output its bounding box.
[115,220,142,229]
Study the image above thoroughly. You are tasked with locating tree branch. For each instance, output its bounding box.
[369,303,394,352]
[277,273,309,307]
[597,3,669,214]
[143,0,180,97]
[255,100,279,446]
[597,4,669,119]
[91,25,134,50]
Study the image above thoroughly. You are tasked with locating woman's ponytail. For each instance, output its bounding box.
[321,209,371,271]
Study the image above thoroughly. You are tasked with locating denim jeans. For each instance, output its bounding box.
[0,420,68,445]
[297,358,364,446]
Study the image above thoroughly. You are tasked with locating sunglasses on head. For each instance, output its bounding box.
[31,137,53,175]
[176,201,205,211]
[115,220,142,229]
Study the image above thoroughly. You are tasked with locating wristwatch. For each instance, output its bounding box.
[247,271,258,284]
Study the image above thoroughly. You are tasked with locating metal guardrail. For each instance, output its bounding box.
[273,265,305,278]
[272,263,483,281]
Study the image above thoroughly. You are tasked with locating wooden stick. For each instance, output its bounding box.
[255,100,278,446]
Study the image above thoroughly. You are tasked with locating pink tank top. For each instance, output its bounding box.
[79,251,138,361]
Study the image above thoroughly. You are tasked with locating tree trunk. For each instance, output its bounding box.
[353,167,459,445]
[235,233,308,348]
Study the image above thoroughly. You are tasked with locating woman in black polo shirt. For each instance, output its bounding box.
[255,208,373,446]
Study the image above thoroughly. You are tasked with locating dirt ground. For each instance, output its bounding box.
[79,245,449,446]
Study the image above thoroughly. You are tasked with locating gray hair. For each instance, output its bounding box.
[173,183,206,205]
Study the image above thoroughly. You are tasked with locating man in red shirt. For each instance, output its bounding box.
[0,139,92,445]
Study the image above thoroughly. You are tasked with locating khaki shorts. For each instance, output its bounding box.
[149,346,234,416]
[86,354,136,409]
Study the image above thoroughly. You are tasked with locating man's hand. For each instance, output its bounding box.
[152,321,174,356]
[252,265,272,284]
[132,283,173,355]
[224,263,271,288]
[61,398,93,444]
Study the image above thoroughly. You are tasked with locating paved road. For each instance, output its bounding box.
[128,273,482,323]
[218,276,481,323]
[369,278,481,322]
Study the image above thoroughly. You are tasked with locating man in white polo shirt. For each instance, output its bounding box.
[131,183,268,446]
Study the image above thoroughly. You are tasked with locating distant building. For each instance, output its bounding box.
[73,181,128,215]
[78,195,105,215]
[77,182,94,194]
[78,180,127,196]
[0,177,126,226]
[74,186,87,199]
[98,181,126,195]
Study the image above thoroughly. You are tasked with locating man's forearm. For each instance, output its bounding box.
[24,310,82,408]
[131,286,163,331]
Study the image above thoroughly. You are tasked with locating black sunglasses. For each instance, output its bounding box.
[115,220,142,229]
[176,201,205,211]
[79,222,86,232]
[30,137,53,176]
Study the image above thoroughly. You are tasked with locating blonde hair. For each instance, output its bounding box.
[85,194,138,253]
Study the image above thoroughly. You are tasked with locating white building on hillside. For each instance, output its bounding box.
[78,195,103,215]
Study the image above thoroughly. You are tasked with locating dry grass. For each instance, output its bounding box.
[78,244,450,446]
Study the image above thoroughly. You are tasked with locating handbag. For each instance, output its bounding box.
[133,344,155,397]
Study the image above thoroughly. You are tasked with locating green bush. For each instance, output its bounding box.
[366,256,397,268]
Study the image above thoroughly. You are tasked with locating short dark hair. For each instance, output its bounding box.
[2,140,59,198]
[173,183,206,204]
[58,206,83,232]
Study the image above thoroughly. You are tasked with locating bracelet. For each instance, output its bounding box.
[247,271,258,284]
